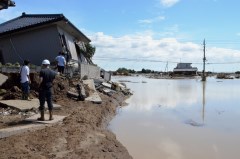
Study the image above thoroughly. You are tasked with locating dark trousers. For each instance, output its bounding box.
[57,66,65,74]
[21,81,30,94]
[39,88,53,111]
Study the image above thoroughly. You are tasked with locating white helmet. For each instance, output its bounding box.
[42,59,50,65]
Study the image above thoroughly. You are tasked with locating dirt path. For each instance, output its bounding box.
[0,92,132,159]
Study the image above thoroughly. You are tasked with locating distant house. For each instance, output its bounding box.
[173,63,198,75]
[0,12,100,78]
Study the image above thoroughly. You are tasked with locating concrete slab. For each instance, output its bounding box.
[0,125,44,139]
[118,83,126,89]
[102,82,112,88]
[80,83,86,97]
[83,79,96,91]
[85,92,102,104]
[0,73,8,86]
[24,114,66,124]
[83,79,102,104]
[0,98,61,111]
[102,88,115,97]
[103,88,112,93]
[0,114,66,139]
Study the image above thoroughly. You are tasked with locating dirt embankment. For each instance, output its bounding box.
[0,73,133,159]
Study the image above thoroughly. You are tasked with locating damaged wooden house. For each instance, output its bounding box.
[0,12,101,79]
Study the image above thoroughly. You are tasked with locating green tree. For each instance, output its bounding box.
[79,43,96,64]
[142,68,146,73]
[141,68,154,73]
[85,43,96,59]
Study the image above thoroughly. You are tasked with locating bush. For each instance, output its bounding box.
[13,62,20,67]
[29,64,37,69]
[5,63,12,67]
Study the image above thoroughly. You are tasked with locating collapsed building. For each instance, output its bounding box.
[0,12,107,79]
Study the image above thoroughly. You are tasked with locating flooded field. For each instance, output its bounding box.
[109,76,240,159]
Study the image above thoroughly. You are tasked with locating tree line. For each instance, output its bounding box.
[113,67,157,75]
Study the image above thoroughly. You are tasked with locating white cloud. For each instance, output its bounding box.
[138,16,165,24]
[90,32,240,72]
[160,0,180,7]
[91,32,202,62]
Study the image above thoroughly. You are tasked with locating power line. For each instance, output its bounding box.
[91,36,240,43]
[94,57,240,65]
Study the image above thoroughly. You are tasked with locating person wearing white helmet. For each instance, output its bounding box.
[38,59,57,121]
[42,59,50,65]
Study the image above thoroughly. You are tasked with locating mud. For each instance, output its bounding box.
[0,73,132,159]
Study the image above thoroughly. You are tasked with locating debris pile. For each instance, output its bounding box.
[216,73,234,79]
[96,80,132,97]
[0,107,14,116]
[0,107,38,116]
[0,72,132,103]
[0,72,132,130]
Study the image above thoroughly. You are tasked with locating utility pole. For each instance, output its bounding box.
[202,39,206,81]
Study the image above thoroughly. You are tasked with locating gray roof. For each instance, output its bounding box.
[0,13,64,35]
[173,68,198,72]
[0,12,90,42]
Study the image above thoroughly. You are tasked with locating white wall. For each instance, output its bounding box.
[80,64,100,79]
[57,27,78,61]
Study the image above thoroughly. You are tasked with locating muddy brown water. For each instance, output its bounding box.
[110,76,240,159]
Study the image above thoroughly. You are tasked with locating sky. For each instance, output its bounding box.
[1,0,240,72]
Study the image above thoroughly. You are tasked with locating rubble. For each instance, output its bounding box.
[95,80,132,97]
[216,73,234,79]
[0,73,8,86]
[102,82,112,88]
[0,89,6,96]
[0,99,61,111]
[0,72,131,119]
[0,106,38,117]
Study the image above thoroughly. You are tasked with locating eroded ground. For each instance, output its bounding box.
[0,74,132,159]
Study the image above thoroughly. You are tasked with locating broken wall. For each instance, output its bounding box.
[57,26,78,61]
[80,64,100,79]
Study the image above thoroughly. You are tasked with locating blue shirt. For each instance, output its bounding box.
[55,55,66,66]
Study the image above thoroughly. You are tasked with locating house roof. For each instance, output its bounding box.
[173,68,198,72]
[0,12,90,42]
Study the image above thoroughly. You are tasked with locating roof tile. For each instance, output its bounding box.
[0,13,63,35]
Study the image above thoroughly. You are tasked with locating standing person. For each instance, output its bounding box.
[55,51,66,74]
[20,60,31,100]
[38,59,57,121]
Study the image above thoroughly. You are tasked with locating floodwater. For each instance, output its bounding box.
[109,76,240,159]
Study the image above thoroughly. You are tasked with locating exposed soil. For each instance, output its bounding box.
[0,73,132,159]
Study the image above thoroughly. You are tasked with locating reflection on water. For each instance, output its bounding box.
[110,76,240,159]
[202,81,206,123]
[125,77,199,110]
